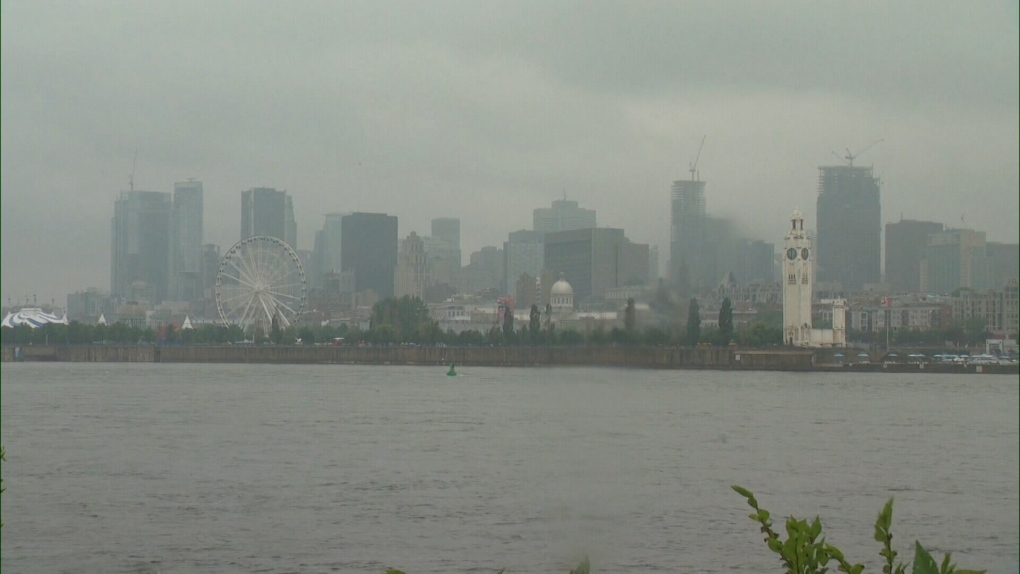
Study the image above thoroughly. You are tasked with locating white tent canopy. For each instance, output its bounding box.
[1,308,69,329]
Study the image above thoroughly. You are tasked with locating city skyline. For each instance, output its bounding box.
[2,1,1018,304]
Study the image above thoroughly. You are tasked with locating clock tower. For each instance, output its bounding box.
[783,209,813,346]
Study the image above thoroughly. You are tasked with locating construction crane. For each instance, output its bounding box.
[129,149,138,192]
[832,139,883,167]
[688,135,706,181]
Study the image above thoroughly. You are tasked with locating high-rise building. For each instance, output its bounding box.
[341,212,398,297]
[986,242,1020,288]
[533,199,596,235]
[503,229,544,294]
[544,228,649,303]
[201,243,221,299]
[816,165,881,290]
[395,232,430,299]
[429,217,462,287]
[170,179,204,302]
[431,218,461,254]
[737,239,776,286]
[240,187,297,250]
[322,213,344,274]
[885,219,944,293]
[669,179,707,292]
[648,246,659,284]
[460,246,503,295]
[920,228,992,294]
[309,230,325,289]
[111,190,173,303]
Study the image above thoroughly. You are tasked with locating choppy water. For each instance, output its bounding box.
[1,363,1017,573]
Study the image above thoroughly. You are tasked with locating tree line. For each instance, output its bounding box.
[2,295,988,349]
[0,296,779,348]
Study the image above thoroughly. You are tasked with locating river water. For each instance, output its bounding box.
[1,363,1017,573]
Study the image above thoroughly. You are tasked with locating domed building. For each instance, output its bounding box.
[549,274,574,310]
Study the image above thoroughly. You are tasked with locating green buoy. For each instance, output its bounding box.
[447,363,457,376]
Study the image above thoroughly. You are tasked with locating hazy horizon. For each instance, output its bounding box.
[3,1,1018,305]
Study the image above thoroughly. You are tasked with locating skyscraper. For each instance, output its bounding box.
[669,179,707,292]
[318,213,346,283]
[201,243,221,299]
[986,242,1020,288]
[533,199,596,234]
[544,227,649,302]
[395,232,430,299]
[170,179,203,302]
[431,218,461,255]
[341,212,398,297]
[111,190,173,303]
[429,217,462,287]
[503,229,544,294]
[460,246,504,295]
[737,239,776,285]
[920,228,992,294]
[816,165,881,290]
[885,219,944,293]
[240,187,297,250]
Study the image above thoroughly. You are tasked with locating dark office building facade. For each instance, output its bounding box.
[816,165,881,290]
[886,219,944,293]
[341,212,398,298]
[241,187,297,250]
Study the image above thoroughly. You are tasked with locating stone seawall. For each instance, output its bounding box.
[1,344,817,371]
[4,345,1015,374]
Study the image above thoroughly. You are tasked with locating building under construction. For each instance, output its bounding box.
[816,165,882,290]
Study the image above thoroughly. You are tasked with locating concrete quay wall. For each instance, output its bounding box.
[6,344,1014,374]
[2,344,817,371]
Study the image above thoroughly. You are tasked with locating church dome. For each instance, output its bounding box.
[550,277,573,296]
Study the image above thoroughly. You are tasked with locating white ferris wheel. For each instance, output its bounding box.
[215,236,307,334]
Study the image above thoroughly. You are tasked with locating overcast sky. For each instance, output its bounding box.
[2,0,1018,306]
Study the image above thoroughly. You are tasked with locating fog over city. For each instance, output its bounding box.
[2,0,1017,305]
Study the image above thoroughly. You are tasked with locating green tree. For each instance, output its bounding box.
[624,298,636,333]
[486,325,504,345]
[676,260,691,298]
[270,314,282,345]
[457,329,485,346]
[370,296,434,343]
[529,304,541,339]
[544,323,557,345]
[609,327,633,345]
[718,297,733,345]
[559,328,583,346]
[502,305,514,336]
[963,317,989,345]
[644,326,672,346]
[686,298,701,346]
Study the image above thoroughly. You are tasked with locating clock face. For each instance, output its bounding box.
[801,248,810,260]
[787,248,797,260]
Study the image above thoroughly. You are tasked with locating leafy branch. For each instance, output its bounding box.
[732,486,985,574]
